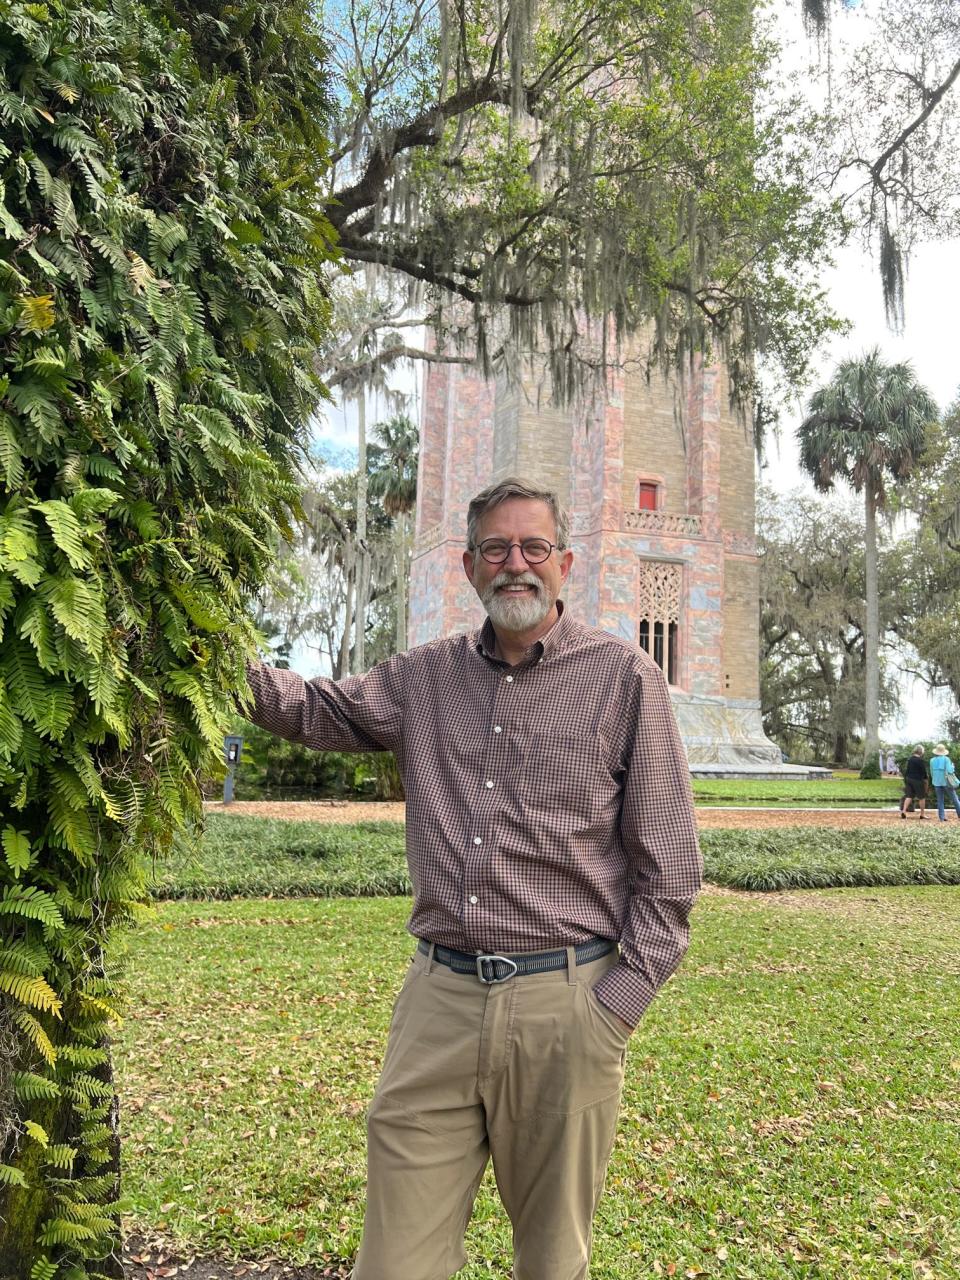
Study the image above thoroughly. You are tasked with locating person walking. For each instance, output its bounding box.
[900,746,928,819]
[929,744,960,822]
[242,477,702,1280]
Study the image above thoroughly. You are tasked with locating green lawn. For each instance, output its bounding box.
[115,889,960,1278]
[691,779,902,806]
[150,815,960,898]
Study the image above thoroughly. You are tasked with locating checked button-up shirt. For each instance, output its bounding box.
[244,604,702,1027]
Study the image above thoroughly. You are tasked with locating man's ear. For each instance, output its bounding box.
[558,547,574,586]
[462,549,477,587]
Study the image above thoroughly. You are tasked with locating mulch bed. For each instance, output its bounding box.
[206,798,907,829]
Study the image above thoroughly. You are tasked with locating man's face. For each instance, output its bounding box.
[462,497,573,633]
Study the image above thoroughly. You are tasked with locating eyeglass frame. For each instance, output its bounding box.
[472,537,561,565]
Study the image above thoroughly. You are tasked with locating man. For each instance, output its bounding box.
[244,477,702,1280]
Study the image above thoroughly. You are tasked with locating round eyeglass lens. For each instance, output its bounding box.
[478,538,553,564]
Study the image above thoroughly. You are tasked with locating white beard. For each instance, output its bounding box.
[481,571,552,632]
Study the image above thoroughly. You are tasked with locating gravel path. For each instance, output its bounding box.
[205,799,916,829]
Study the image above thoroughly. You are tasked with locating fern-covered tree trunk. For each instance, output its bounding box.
[0,1,336,1274]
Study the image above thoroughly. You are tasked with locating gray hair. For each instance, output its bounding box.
[912,745,925,756]
[466,477,570,551]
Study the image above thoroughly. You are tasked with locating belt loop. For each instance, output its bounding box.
[566,945,577,985]
[426,941,436,975]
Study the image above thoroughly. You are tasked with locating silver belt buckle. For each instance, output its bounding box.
[476,954,519,984]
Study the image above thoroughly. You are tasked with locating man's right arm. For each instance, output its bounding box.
[243,655,407,754]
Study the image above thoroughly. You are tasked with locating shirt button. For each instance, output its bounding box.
[473,836,482,845]
[485,780,494,789]
[505,675,514,683]
[493,725,502,734]
[469,895,479,904]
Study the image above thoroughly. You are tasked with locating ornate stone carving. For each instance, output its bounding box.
[638,560,682,625]
[624,510,703,537]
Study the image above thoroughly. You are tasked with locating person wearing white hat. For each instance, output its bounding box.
[929,744,960,822]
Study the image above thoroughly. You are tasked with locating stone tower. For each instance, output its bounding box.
[408,354,784,772]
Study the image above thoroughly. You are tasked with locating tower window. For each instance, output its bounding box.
[637,482,659,511]
[638,560,681,685]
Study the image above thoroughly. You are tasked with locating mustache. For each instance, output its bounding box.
[486,571,544,592]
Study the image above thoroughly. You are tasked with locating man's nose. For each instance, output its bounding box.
[503,543,529,572]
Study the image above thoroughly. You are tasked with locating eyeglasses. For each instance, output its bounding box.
[475,538,558,565]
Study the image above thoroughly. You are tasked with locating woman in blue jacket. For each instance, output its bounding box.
[929,744,960,822]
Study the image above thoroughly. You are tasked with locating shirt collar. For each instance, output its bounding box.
[475,600,569,665]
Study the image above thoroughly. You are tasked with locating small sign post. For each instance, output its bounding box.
[223,735,244,804]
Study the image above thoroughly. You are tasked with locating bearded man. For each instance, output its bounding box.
[243,477,701,1280]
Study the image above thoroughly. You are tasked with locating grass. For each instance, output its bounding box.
[690,779,902,806]
[114,889,960,1278]
[148,815,960,898]
[152,817,410,898]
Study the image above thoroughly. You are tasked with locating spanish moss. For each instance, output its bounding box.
[879,223,906,333]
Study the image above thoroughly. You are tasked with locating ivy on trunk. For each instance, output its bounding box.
[0,1,336,1275]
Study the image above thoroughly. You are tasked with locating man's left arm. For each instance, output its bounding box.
[592,661,702,1030]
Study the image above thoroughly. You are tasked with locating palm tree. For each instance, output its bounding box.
[798,348,937,771]
[368,414,420,652]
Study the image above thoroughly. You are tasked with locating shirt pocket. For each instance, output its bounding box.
[517,730,620,821]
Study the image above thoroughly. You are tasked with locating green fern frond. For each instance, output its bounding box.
[32,500,90,570]
[2,641,52,728]
[88,233,128,274]
[50,122,97,157]
[0,971,62,1016]
[13,1070,61,1102]
[24,1120,49,1147]
[0,884,65,929]
[37,1217,98,1246]
[168,578,229,631]
[17,596,58,671]
[0,1163,29,1187]
[6,375,61,442]
[36,232,87,284]
[56,1044,108,1068]
[12,1009,57,1066]
[49,788,96,861]
[26,152,54,198]
[64,1070,115,1099]
[2,824,33,877]
[83,454,123,481]
[39,573,106,650]
[0,413,26,487]
[26,679,76,741]
[50,763,89,811]
[0,937,49,974]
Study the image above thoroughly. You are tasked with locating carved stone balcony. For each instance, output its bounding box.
[623,510,703,538]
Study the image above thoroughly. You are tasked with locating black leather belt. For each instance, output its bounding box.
[418,937,615,984]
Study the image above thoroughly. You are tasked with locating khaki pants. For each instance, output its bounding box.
[351,945,630,1280]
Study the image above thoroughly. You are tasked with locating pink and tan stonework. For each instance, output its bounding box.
[409,348,781,769]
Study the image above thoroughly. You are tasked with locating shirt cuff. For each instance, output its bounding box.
[592,961,657,1029]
